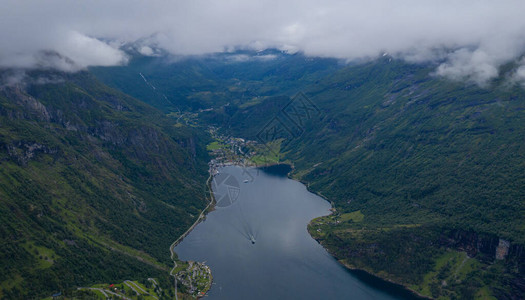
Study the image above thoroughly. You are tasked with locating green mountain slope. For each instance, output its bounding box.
[0,71,209,298]
[89,53,524,299]
[211,58,525,299]
[289,59,524,240]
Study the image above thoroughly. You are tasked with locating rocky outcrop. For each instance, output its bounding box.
[442,229,500,262]
[1,85,199,171]
[496,239,511,260]
[177,136,197,160]
[439,230,525,268]
[439,229,525,295]
[0,87,51,122]
[5,142,58,165]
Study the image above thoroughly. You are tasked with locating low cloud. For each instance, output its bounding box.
[1,0,525,85]
[516,66,525,83]
[138,46,155,57]
[0,69,65,88]
[226,53,278,63]
[435,49,500,86]
[510,59,525,86]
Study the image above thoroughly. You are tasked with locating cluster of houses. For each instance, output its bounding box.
[176,261,212,297]
[207,127,258,175]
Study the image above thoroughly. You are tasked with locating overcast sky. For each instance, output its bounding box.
[1,0,525,84]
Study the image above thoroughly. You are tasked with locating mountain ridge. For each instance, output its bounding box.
[0,70,209,298]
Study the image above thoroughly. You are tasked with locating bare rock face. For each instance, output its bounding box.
[0,86,51,122]
[6,142,58,165]
[444,229,499,261]
[496,239,511,260]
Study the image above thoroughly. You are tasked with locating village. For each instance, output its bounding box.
[206,126,281,175]
[175,261,213,298]
[169,127,281,299]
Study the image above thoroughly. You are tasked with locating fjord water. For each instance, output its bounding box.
[174,166,420,299]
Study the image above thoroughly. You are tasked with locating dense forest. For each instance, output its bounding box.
[226,58,525,299]
[1,49,523,299]
[0,71,210,298]
[92,52,524,299]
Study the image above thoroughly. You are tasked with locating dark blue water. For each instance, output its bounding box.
[174,166,421,299]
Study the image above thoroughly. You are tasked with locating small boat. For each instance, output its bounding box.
[243,179,249,183]
[249,236,256,244]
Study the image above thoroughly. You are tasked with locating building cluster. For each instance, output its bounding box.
[207,127,258,175]
[176,261,212,297]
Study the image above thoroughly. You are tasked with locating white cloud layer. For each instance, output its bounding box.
[1,0,525,84]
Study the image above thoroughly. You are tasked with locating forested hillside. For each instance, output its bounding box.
[3,1,525,299]
[220,58,525,299]
[0,71,209,298]
[89,52,524,299]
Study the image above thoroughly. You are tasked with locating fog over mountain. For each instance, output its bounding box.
[2,0,525,84]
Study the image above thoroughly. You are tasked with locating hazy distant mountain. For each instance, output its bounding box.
[90,50,343,112]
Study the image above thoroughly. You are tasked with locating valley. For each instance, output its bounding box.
[0,50,523,299]
[91,52,524,299]
[2,2,525,300]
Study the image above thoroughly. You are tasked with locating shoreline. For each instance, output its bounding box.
[169,173,215,256]
[311,231,432,300]
[169,172,216,299]
[171,161,429,299]
[292,163,430,300]
[337,262,432,300]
